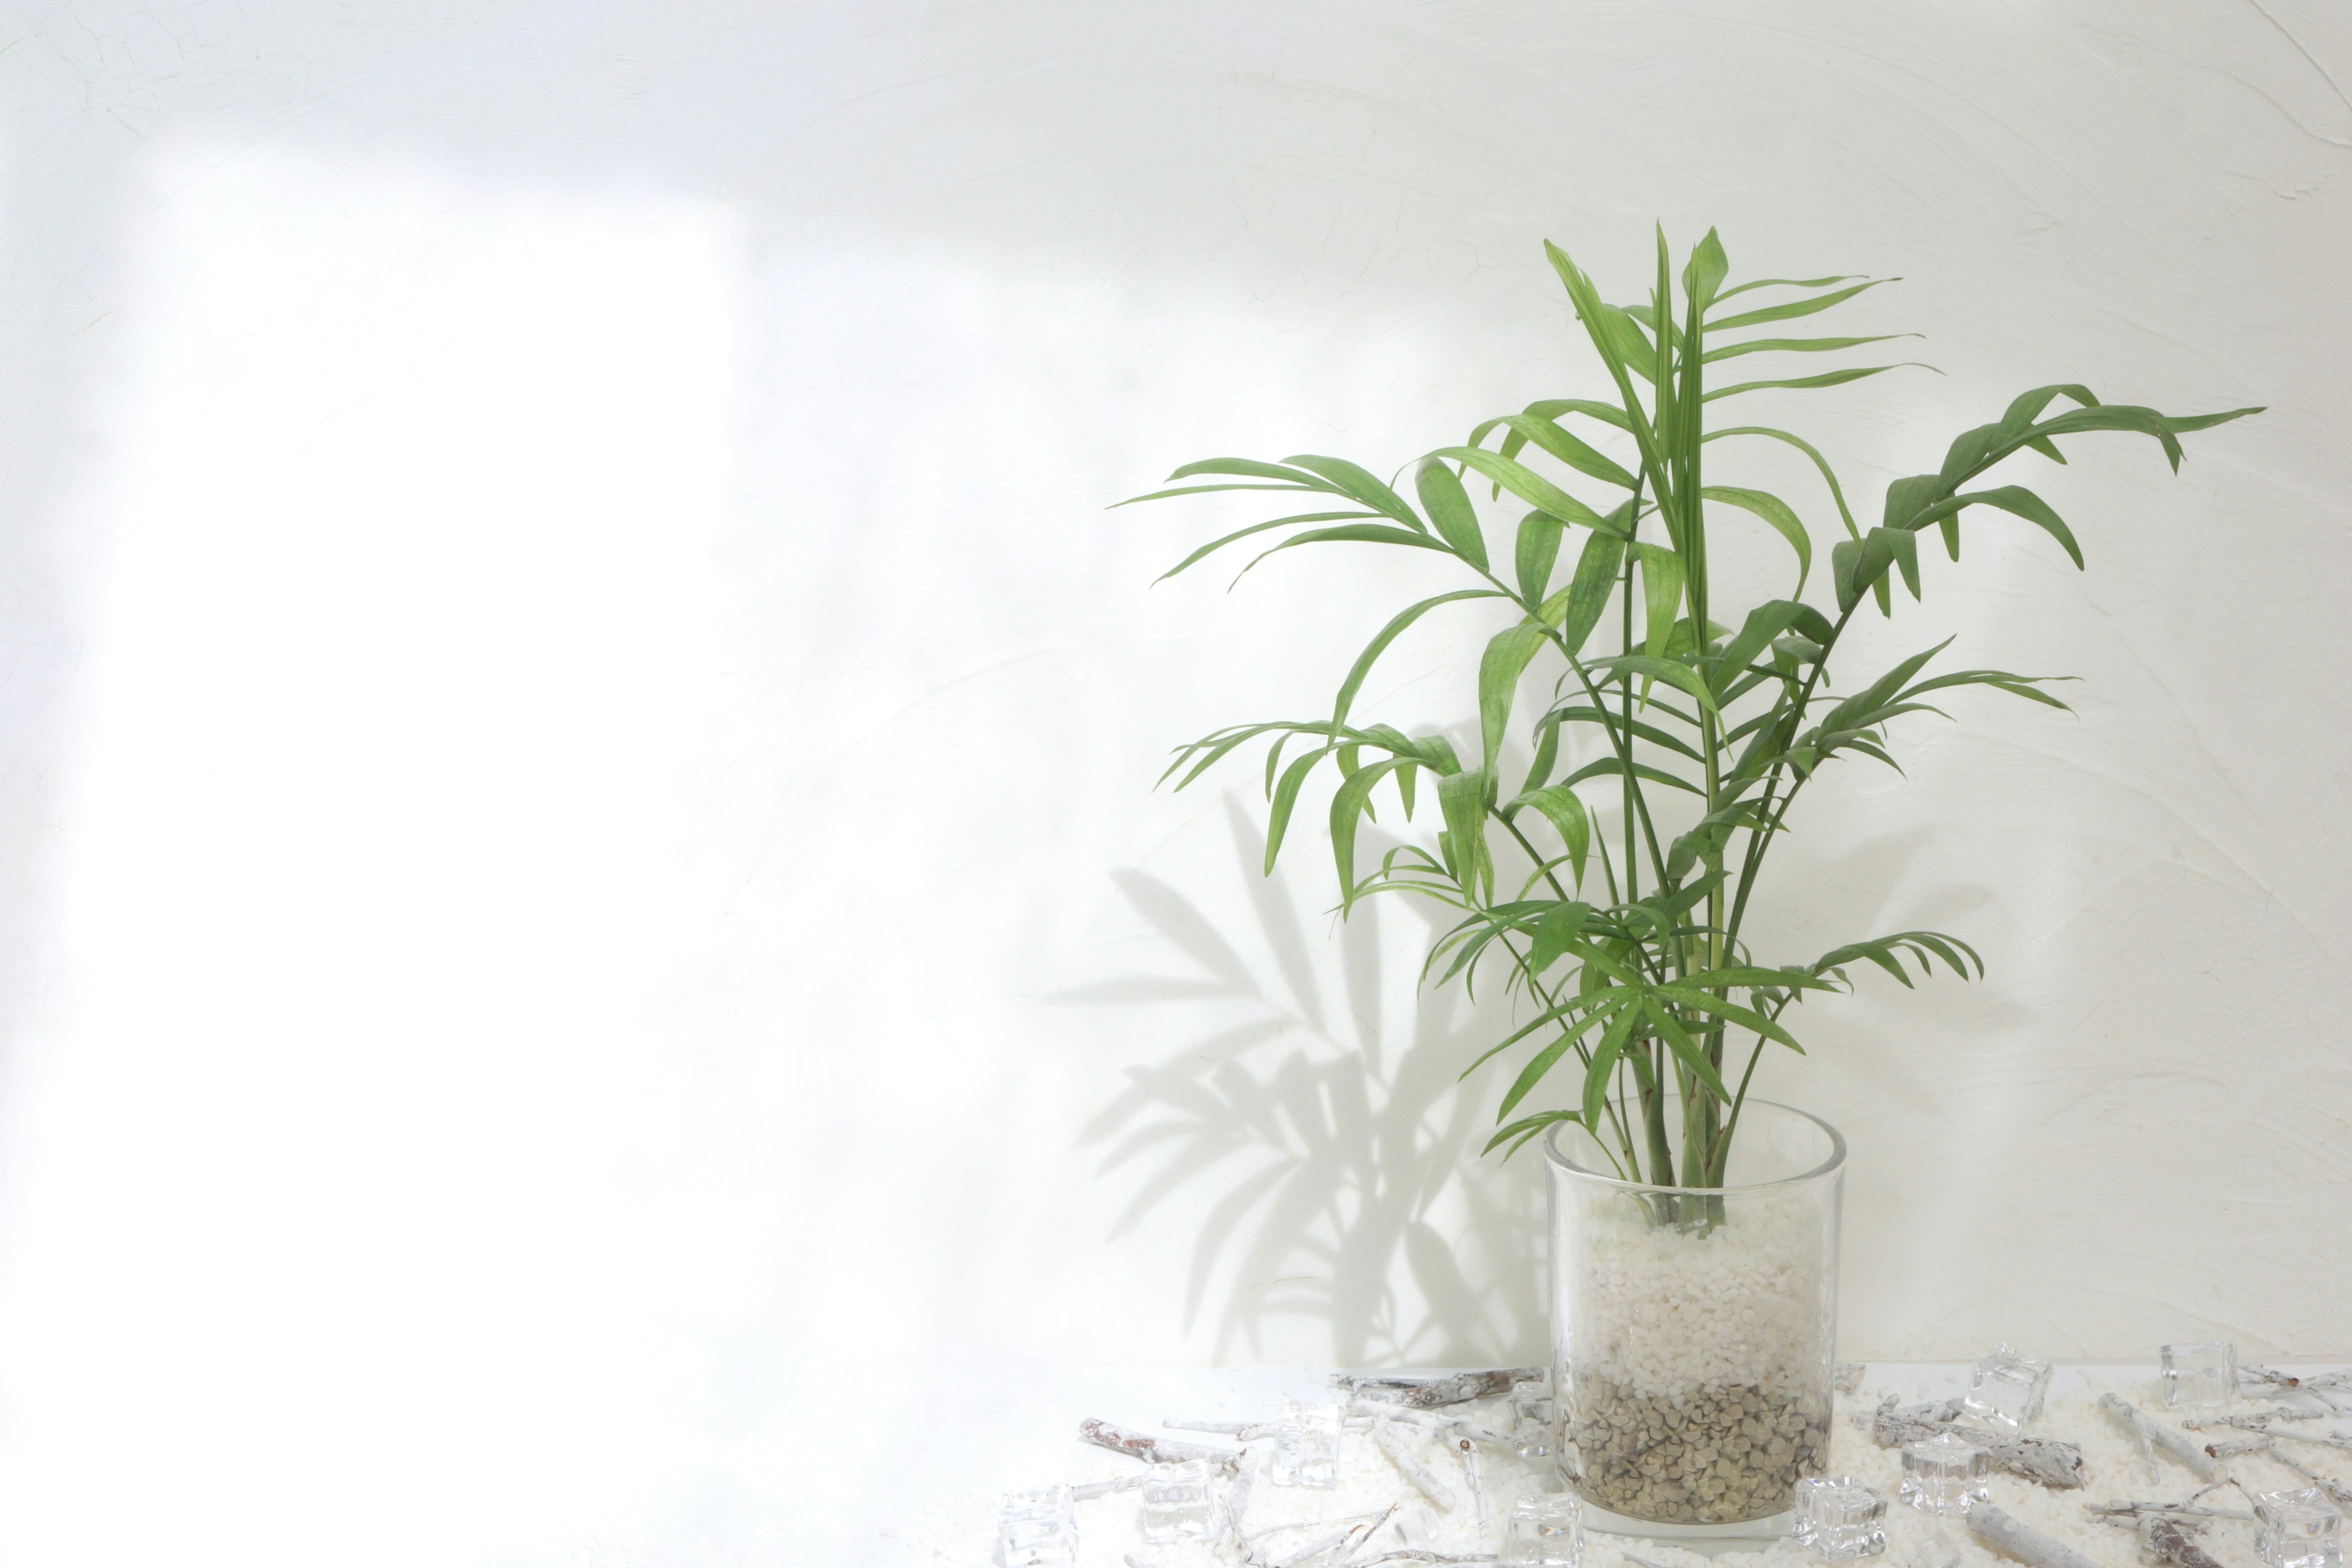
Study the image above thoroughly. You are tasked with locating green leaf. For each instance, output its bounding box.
[1480,622,1550,774]
[1153,511,1385,582]
[1581,1001,1642,1133]
[1708,277,1892,331]
[1167,456,1348,488]
[1709,273,1866,306]
[1546,241,1668,482]
[1511,788,1592,888]
[1703,363,1931,404]
[1332,589,1509,731]
[1583,652,1722,715]
[1540,529,1628,655]
[1643,1000,1730,1100]
[1523,709,1562,792]
[1515,510,1565,603]
[1649,987,1803,1049]
[1497,993,1629,1120]
[1543,703,1705,763]
[1415,458,1490,568]
[1437,768,1493,901]
[1279,453,1425,527]
[1428,447,1610,531]
[1702,333,1915,363]
[1560,755,1706,797]
[1634,544,1685,658]
[1483,1110,1581,1158]
[1701,486,1812,592]
[1263,748,1325,873]
[1238,523,1458,581]
[1709,600,1806,696]
[1525,899,1594,974]
[1479,414,1640,492]
[1880,525,1921,599]
[1329,756,1409,908]
[1682,227,1729,311]
[1954,485,2084,569]
[1706,426,1861,541]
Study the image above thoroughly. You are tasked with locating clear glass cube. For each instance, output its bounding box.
[1794,1476,1889,1561]
[995,1485,1077,1567]
[1961,1344,2052,1433]
[1899,1433,1989,1517]
[1502,1492,1584,1567]
[1270,1401,1340,1489]
[2255,1488,2344,1568]
[1137,1459,1216,1544]
[2162,1341,2238,1409]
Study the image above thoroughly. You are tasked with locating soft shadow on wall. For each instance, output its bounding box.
[1066,796,1547,1370]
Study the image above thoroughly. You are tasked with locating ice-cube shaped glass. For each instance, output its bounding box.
[1794,1476,1888,1561]
[1502,1493,1584,1567]
[2162,1342,2238,1409]
[996,1485,1077,1567]
[1271,1401,1340,1488]
[1138,1459,1217,1544]
[1961,1344,2052,1433]
[1899,1433,1988,1517]
[2255,1488,2344,1568]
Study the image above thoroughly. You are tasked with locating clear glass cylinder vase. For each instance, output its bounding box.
[1544,1098,1845,1532]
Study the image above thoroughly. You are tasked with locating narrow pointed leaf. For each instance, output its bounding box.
[1480,623,1550,774]
[1540,529,1628,655]
[1708,277,1891,331]
[1415,458,1490,568]
[1332,589,1507,730]
[1702,486,1812,591]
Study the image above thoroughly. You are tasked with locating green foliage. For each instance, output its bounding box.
[1120,227,2259,1189]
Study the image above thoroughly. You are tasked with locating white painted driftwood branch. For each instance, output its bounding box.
[1969,1502,2112,1568]
[1872,1398,2087,1489]
[2098,1395,2218,1482]
[1338,1369,1541,1409]
[1371,1419,1457,1511]
[1078,1417,1238,1468]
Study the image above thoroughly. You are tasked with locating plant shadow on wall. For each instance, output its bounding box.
[1067,794,1546,1368]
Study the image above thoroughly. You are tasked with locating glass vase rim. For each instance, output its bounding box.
[1540,1096,1845,1196]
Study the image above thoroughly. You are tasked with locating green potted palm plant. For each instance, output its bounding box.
[1120,228,2254,1532]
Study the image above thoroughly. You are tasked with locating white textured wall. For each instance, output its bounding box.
[1,1,2346,1561]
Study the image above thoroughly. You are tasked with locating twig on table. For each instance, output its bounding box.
[1370,1419,1456,1511]
[2086,1504,2253,1523]
[1216,1464,1256,1546]
[1346,1398,1512,1448]
[2240,1366,2302,1390]
[1339,1370,1541,1409]
[1166,1417,1280,1439]
[1273,1505,1395,1568]
[1872,1396,2088,1489]
[1079,1417,1239,1468]
[1457,1437,1489,1536]
[2138,1519,2226,1568]
[2204,1438,2274,1460]
[1968,1502,2109,1568]
[2262,1447,2352,1509]
[1248,1513,1390,1549]
[2100,1395,2219,1482]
